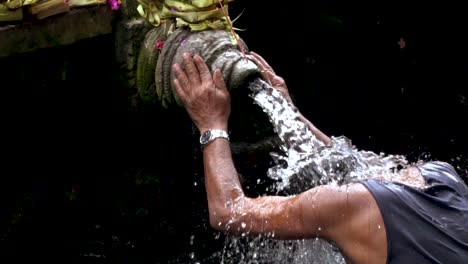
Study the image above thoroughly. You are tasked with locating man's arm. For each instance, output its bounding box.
[249,52,331,146]
[203,137,370,241]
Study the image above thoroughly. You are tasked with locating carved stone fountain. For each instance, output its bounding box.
[136,0,260,107]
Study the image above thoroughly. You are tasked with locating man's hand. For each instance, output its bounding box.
[172,53,231,134]
[248,52,292,103]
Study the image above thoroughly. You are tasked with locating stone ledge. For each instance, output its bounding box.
[0,5,115,58]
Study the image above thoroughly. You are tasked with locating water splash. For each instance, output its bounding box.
[212,78,414,263]
[249,79,409,193]
[219,236,344,264]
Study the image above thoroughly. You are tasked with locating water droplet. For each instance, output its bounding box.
[189,252,195,259]
[193,181,197,186]
[318,226,322,231]
[241,222,246,229]
[378,225,381,229]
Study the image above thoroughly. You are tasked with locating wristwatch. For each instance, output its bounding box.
[200,129,229,149]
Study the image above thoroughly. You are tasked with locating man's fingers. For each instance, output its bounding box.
[172,63,190,93]
[248,52,276,84]
[193,55,212,83]
[183,52,200,84]
[248,53,266,70]
[173,79,187,103]
[250,52,275,73]
[213,69,228,92]
[247,54,271,82]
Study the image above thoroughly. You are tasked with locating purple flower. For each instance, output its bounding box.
[107,0,120,10]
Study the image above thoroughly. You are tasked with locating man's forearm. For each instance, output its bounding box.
[202,138,317,238]
[203,138,244,226]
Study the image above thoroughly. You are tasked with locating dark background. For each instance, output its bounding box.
[1,0,467,263]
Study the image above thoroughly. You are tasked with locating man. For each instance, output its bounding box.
[172,52,468,263]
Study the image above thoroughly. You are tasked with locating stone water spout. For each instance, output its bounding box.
[136,0,260,107]
[156,27,260,106]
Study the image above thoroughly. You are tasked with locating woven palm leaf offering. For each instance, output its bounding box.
[0,0,39,21]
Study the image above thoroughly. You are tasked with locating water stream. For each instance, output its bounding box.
[250,79,410,193]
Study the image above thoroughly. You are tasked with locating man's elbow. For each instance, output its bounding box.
[209,207,232,232]
[208,198,249,232]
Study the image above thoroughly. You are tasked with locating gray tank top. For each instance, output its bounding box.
[361,161,468,263]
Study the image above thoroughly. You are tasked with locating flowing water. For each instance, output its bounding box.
[249,79,410,193]
[210,78,413,263]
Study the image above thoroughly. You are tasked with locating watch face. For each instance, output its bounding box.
[200,130,212,144]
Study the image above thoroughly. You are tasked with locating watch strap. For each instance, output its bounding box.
[200,129,229,149]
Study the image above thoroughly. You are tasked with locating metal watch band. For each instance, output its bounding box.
[200,129,229,149]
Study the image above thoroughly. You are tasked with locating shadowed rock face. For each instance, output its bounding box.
[138,26,260,107]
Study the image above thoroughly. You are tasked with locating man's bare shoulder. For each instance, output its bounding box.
[300,183,386,263]
[297,183,380,237]
[301,182,374,205]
